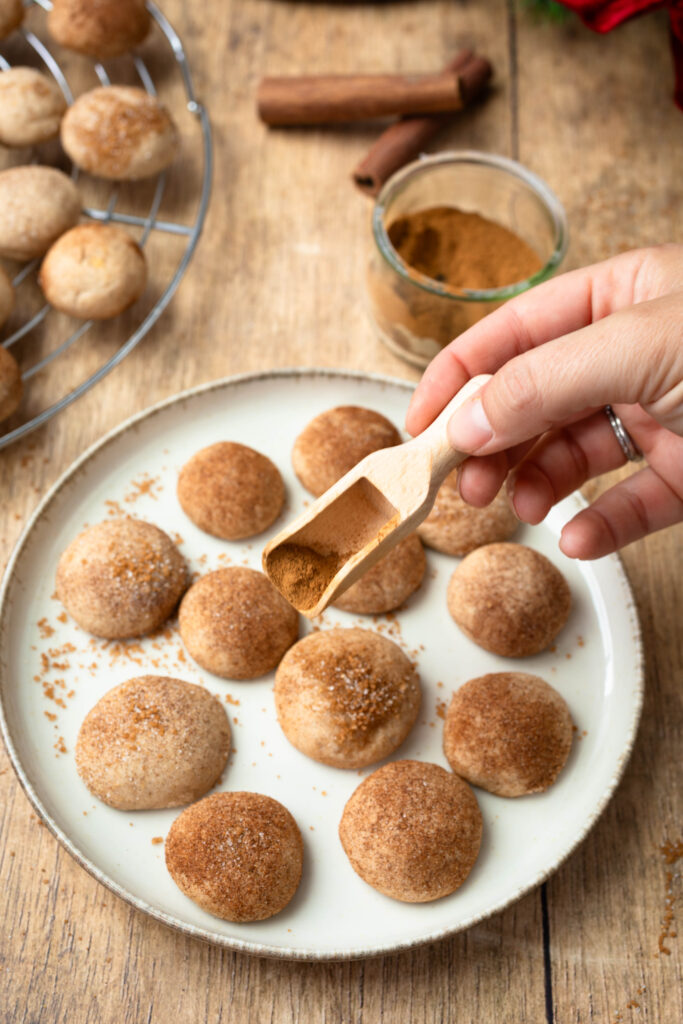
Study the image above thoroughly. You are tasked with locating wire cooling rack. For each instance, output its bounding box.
[0,0,212,451]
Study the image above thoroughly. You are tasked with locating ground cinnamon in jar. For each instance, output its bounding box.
[387,206,542,290]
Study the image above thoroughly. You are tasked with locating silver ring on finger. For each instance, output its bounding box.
[604,405,643,462]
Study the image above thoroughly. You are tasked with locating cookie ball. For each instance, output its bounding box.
[447,543,571,657]
[166,792,303,922]
[0,266,14,328]
[0,68,67,148]
[292,405,401,496]
[274,628,420,769]
[0,166,81,261]
[39,224,147,319]
[56,518,188,639]
[179,567,299,680]
[61,86,178,181]
[178,442,284,541]
[418,471,518,556]
[0,0,23,39]
[0,345,22,424]
[76,676,231,810]
[332,534,426,614]
[48,0,150,59]
[339,760,482,902]
[443,672,573,797]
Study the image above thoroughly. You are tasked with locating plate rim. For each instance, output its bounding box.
[0,367,645,961]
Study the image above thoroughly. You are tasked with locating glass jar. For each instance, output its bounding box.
[366,151,568,368]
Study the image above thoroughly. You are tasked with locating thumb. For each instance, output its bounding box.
[446,292,683,455]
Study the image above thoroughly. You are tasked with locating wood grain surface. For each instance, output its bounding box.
[1,3,681,1023]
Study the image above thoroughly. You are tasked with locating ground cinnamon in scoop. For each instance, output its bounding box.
[266,543,345,612]
[387,206,542,290]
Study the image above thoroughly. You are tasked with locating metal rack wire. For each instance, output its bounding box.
[0,0,213,450]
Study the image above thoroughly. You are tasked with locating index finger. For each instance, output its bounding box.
[405,247,649,436]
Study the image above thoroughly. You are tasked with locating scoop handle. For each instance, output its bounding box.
[413,372,492,484]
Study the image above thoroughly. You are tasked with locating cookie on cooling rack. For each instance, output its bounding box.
[76,675,231,810]
[0,166,81,261]
[61,86,179,181]
[39,224,148,320]
[292,405,401,496]
[48,0,150,59]
[166,792,303,922]
[0,266,14,329]
[0,345,22,424]
[56,517,188,638]
[0,0,23,40]
[0,67,67,148]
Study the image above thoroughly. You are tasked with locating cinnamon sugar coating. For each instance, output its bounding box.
[332,533,426,614]
[447,542,571,657]
[177,442,284,540]
[0,166,81,261]
[274,628,420,769]
[292,405,401,496]
[165,792,303,922]
[418,472,518,556]
[48,0,150,59]
[443,672,573,797]
[61,86,178,181]
[0,344,22,424]
[76,675,231,810]
[339,760,482,902]
[0,67,67,148]
[56,518,188,638]
[178,567,299,680]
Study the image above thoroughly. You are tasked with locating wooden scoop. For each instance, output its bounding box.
[262,373,491,617]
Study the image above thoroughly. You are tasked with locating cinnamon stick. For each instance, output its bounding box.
[353,53,492,196]
[257,58,490,127]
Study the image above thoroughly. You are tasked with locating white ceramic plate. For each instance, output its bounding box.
[0,370,643,960]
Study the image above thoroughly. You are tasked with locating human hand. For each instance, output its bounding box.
[406,245,683,559]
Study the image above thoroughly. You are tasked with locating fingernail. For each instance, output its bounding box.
[447,397,493,452]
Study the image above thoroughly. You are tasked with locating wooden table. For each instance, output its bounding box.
[1,3,681,1022]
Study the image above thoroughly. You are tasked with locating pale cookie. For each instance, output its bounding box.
[0,68,67,148]
[0,344,22,424]
[447,542,571,657]
[418,471,518,556]
[76,676,231,810]
[39,223,147,319]
[177,441,284,540]
[292,405,401,496]
[274,627,421,769]
[443,672,573,797]
[178,567,299,680]
[56,518,188,638]
[339,760,482,902]
[166,792,303,921]
[48,0,150,59]
[61,86,178,180]
[0,166,81,261]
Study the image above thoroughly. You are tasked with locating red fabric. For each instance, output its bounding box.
[556,0,683,108]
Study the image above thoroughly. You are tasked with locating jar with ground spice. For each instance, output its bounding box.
[366,151,568,367]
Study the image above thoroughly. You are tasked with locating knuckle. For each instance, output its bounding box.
[494,358,544,421]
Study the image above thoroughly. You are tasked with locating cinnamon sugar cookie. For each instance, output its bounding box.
[178,442,284,540]
[292,405,401,496]
[76,676,231,810]
[0,166,81,260]
[0,345,21,424]
[48,0,150,59]
[61,86,178,180]
[332,533,426,614]
[418,472,518,556]
[0,68,67,148]
[443,672,573,797]
[339,760,482,902]
[0,0,23,39]
[179,567,299,679]
[165,792,303,921]
[447,543,571,657]
[56,518,188,638]
[274,628,420,769]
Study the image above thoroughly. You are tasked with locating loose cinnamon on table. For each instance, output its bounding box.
[352,52,492,197]
[257,55,492,126]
